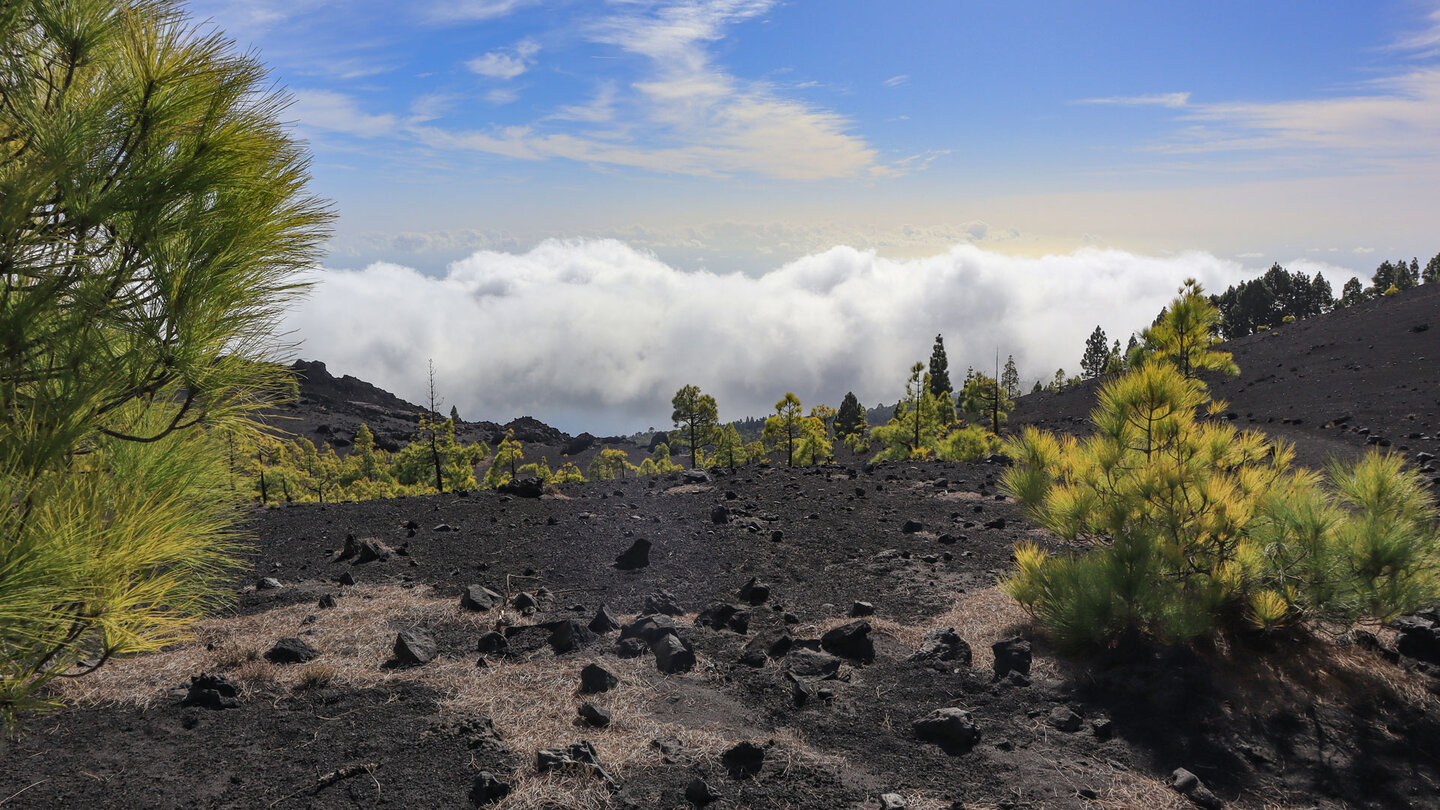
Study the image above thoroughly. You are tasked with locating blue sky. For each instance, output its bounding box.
[186,0,1440,431]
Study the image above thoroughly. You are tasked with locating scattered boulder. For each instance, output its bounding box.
[711,505,730,525]
[683,469,711,484]
[264,637,320,664]
[580,663,620,694]
[336,571,356,586]
[620,615,681,645]
[544,619,596,653]
[910,627,971,669]
[878,793,908,810]
[644,590,685,616]
[901,520,924,533]
[181,674,240,710]
[821,620,875,663]
[783,648,842,680]
[1170,768,1223,809]
[317,594,338,609]
[696,603,739,631]
[588,605,621,634]
[721,741,766,779]
[738,577,771,605]
[615,538,652,570]
[1393,615,1440,664]
[393,628,438,666]
[461,585,504,612]
[848,601,875,617]
[913,707,981,753]
[498,476,545,498]
[1048,706,1083,732]
[469,771,511,806]
[355,537,393,564]
[257,577,283,590]
[614,637,648,659]
[740,631,792,667]
[477,631,508,655]
[652,633,697,674]
[992,637,1032,679]
[512,592,538,613]
[685,776,722,805]
[578,703,611,728]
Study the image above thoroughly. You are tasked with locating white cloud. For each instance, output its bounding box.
[883,74,910,88]
[1076,92,1191,108]
[283,240,1255,434]
[289,89,397,137]
[429,0,537,22]
[468,38,540,80]
[485,88,521,105]
[1392,3,1440,56]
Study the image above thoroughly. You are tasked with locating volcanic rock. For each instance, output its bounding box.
[721,741,766,778]
[685,776,722,805]
[461,585,503,612]
[180,674,240,710]
[992,637,1032,679]
[497,476,544,498]
[588,605,621,634]
[913,707,981,753]
[738,577,771,605]
[577,703,611,728]
[614,538,652,570]
[469,771,511,806]
[644,590,685,616]
[821,620,875,663]
[393,629,438,666]
[652,633,697,674]
[264,637,320,664]
[1170,768,1223,809]
[909,627,972,669]
[580,663,619,694]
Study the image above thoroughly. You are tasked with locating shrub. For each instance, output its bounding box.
[1000,361,1440,650]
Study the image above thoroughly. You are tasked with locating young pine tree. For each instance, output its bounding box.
[1080,326,1110,379]
[670,385,719,470]
[835,392,868,439]
[1001,356,1021,400]
[928,335,952,401]
[763,393,805,467]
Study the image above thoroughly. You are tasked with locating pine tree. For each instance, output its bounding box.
[927,335,952,400]
[1001,356,1021,399]
[961,371,1013,434]
[484,431,524,488]
[670,385,719,469]
[711,424,746,470]
[0,0,330,727]
[1425,252,1440,284]
[835,392,867,439]
[450,405,462,424]
[1080,326,1110,379]
[1031,380,1043,395]
[1142,279,1237,380]
[1339,277,1366,307]
[763,393,805,467]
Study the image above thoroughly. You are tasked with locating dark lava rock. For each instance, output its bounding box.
[738,577,771,605]
[317,593,338,609]
[264,637,320,664]
[614,538,652,570]
[821,620,875,663]
[913,707,981,753]
[257,577,283,590]
[909,627,972,669]
[783,648,841,680]
[578,702,612,728]
[476,631,508,654]
[848,601,875,617]
[1394,616,1440,664]
[354,537,393,563]
[580,663,620,694]
[1049,705,1083,732]
[740,631,792,667]
[683,469,711,484]
[901,519,924,533]
[711,505,730,524]
[469,771,511,806]
[685,776,722,805]
[644,590,685,616]
[336,571,356,586]
[589,605,621,634]
[1171,768,1224,809]
[544,619,596,653]
[983,518,1006,530]
[180,674,240,710]
[992,637,1032,679]
[721,741,766,779]
[1093,718,1114,740]
[393,629,438,666]
[564,433,596,456]
[652,633,697,674]
[512,591,538,612]
[461,585,504,612]
[497,476,544,498]
[614,637,648,658]
[878,794,908,810]
[623,615,684,644]
[696,603,739,631]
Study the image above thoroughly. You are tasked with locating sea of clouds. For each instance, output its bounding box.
[281,240,1338,435]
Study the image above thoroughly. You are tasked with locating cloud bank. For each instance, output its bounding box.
[283,241,1265,435]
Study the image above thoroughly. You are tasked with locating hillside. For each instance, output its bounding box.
[1013,283,1439,475]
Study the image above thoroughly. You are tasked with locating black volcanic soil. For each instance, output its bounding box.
[6,290,1440,810]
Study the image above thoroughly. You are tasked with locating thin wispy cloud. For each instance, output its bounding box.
[290,89,397,138]
[883,74,910,87]
[1077,92,1191,108]
[1391,2,1440,55]
[429,0,537,23]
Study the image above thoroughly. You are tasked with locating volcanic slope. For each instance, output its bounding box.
[1012,282,1440,473]
[6,290,1440,809]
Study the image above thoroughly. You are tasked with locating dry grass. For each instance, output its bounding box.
[50,586,833,810]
